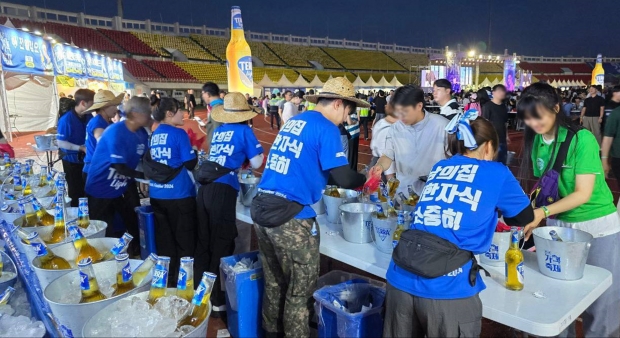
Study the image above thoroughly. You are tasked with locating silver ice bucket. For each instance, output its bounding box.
[238,176,261,207]
[0,250,17,290]
[34,134,55,150]
[372,215,397,254]
[338,203,374,244]
[323,189,358,224]
[532,226,593,281]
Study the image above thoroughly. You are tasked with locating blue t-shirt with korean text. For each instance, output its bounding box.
[149,124,196,199]
[83,114,110,174]
[386,155,530,300]
[57,110,92,163]
[258,111,348,219]
[209,123,263,190]
[85,122,147,198]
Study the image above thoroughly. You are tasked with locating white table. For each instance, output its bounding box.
[235,203,612,337]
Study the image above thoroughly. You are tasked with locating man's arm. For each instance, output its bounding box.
[602,136,613,175]
[599,105,605,121]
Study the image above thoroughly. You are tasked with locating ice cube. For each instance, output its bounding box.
[154,296,190,322]
[178,325,195,335]
[0,305,15,316]
[151,317,176,336]
[166,331,183,338]
[111,322,138,337]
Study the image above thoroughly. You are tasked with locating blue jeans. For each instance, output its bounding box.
[497,143,508,165]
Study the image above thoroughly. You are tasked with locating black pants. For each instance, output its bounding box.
[188,107,195,119]
[88,192,139,240]
[360,117,370,139]
[270,112,281,129]
[195,182,238,307]
[62,160,85,207]
[348,136,359,171]
[151,197,197,287]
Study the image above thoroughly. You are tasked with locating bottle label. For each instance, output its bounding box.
[517,262,524,283]
[232,12,243,29]
[25,163,30,173]
[375,204,384,214]
[122,261,132,283]
[595,74,604,85]
[177,268,188,290]
[79,271,90,290]
[67,224,84,241]
[152,265,168,288]
[30,242,48,256]
[18,202,26,215]
[397,212,404,225]
[78,204,89,217]
[109,238,126,256]
[511,231,519,244]
[31,200,42,211]
[369,192,379,203]
[392,239,398,248]
[13,175,21,186]
[54,204,64,222]
[237,56,253,88]
[192,282,206,306]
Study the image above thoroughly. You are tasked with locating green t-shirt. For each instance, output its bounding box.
[604,106,620,158]
[532,126,615,223]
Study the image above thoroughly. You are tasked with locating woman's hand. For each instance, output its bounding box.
[368,165,383,178]
[523,208,546,240]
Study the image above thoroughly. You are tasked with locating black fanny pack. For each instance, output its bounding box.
[251,193,304,228]
[392,229,489,286]
[194,160,234,185]
[142,150,184,183]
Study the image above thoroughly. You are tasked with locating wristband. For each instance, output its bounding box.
[541,206,550,219]
[602,156,609,159]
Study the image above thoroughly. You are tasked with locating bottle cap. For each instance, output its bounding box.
[148,253,159,260]
[78,257,93,267]
[26,232,39,240]
[203,272,217,280]
[157,256,171,262]
[180,257,194,264]
[115,253,129,261]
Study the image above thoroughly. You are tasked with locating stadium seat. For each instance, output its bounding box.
[99,29,159,56]
[132,32,216,61]
[322,48,405,71]
[190,35,228,60]
[267,43,341,69]
[175,62,227,83]
[121,58,162,80]
[386,52,430,69]
[142,60,197,81]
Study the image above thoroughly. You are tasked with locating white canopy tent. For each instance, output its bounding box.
[579,80,587,87]
[550,79,558,88]
[480,78,493,88]
[276,74,294,88]
[352,76,366,88]
[308,75,324,88]
[292,74,310,88]
[257,74,276,88]
[491,78,500,86]
[390,76,403,88]
[365,76,378,88]
[377,76,390,88]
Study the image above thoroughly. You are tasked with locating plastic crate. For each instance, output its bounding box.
[317,270,386,290]
[135,206,157,260]
[221,251,264,338]
[314,280,386,338]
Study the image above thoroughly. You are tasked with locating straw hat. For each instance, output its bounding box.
[305,77,370,107]
[211,92,259,123]
[85,90,124,112]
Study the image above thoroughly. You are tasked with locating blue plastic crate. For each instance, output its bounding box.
[314,280,386,338]
[135,206,157,260]
[221,251,264,338]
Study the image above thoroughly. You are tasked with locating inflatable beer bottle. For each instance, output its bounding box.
[591,54,605,86]
[226,6,253,95]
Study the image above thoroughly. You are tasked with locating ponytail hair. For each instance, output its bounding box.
[151,97,180,122]
[447,118,499,156]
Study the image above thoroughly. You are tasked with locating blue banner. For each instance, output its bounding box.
[85,52,108,81]
[107,57,123,82]
[0,25,53,75]
[53,43,86,78]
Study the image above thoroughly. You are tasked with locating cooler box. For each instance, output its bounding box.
[221,251,264,338]
[135,205,157,260]
[313,280,386,338]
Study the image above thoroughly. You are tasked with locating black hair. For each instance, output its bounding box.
[284,90,292,95]
[391,84,424,108]
[58,97,76,118]
[517,82,578,181]
[271,94,276,99]
[317,97,357,112]
[434,79,452,94]
[201,82,220,97]
[308,89,315,95]
[612,85,620,94]
[492,84,506,92]
[447,118,499,157]
[475,88,490,105]
[151,97,180,122]
[74,89,95,106]
[378,90,385,96]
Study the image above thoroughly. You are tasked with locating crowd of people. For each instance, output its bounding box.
[45,75,620,337]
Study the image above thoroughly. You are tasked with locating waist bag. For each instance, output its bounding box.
[393,229,489,286]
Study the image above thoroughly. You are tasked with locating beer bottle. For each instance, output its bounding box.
[18,195,41,227]
[31,197,54,226]
[406,185,420,206]
[147,256,171,304]
[379,182,388,202]
[111,253,135,297]
[0,286,15,305]
[21,176,32,196]
[67,222,103,264]
[25,159,35,177]
[226,6,253,94]
[101,233,133,261]
[38,165,48,187]
[2,153,10,170]
[392,211,406,248]
[179,272,217,327]
[386,198,397,217]
[387,177,400,198]
[12,172,22,193]
[27,232,71,270]
[505,227,524,291]
[78,258,107,303]
[549,230,563,242]
[132,253,158,287]
[77,198,90,229]
[48,191,67,244]
[374,203,387,219]
[176,257,194,302]
[12,224,31,245]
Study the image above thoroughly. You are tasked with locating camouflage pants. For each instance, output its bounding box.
[255,218,320,338]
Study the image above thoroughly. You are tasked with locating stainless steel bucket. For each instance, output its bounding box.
[44,259,152,337]
[238,176,261,207]
[311,193,325,215]
[0,250,18,290]
[338,203,374,244]
[323,189,358,224]
[31,237,119,290]
[34,134,55,149]
[532,226,593,280]
[480,232,511,266]
[82,288,210,338]
[371,215,397,254]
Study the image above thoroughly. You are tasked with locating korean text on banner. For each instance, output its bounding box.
[0,25,53,75]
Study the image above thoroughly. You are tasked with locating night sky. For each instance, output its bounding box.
[13,0,617,57]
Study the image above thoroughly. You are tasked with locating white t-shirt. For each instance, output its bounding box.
[281,102,299,125]
[370,118,393,158]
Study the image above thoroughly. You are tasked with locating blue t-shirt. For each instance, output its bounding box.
[85,122,147,198]
[386,155,530,300]
[57,110,93,163]
[258,112,348,219]
[149,124,196,199]
[208,124,263,190]
[83,114,110,174]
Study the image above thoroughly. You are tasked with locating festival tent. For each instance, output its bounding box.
[579,80,586,87]
[365,76,378,88]
[308,75,324,88]
[480,78,493,88]
[257,74,276,88]
[558,80,567,87]
[550,79,558,88]
[491,78,500,86]
[390,76,403,88]
[377,76,390,88]
[276,74,294,88]
[292,74,309,88]
[352,76,366,88]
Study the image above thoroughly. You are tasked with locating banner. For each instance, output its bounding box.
[0,25,53,75]
[107,57,123,82]
[53,43,87,79]
[503,58,517,91]
[445,51,460,92]
[85,52,108,81]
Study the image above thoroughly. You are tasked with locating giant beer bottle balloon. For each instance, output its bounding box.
[226,6,253,94]
[591,54,605,86]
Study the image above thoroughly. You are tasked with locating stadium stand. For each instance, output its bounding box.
[322,48,405,71]
[190,35,227,60]
[142,60,197,81]
[299,70,355,82]
[395,74,411,85]
[132,32,216,61]
[254,68,299,82]
[121,58,162,80]
[266,43,341,69]
[99,29,159,56]
[248,42,285,66]
[175,62,227,83]
[386,52,430,68]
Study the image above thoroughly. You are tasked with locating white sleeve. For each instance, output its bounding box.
[57,140,81,151]
[249,154,264,169]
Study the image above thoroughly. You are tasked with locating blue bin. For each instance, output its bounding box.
[221,251,264,338]
[135,206,157,260]
[314,280,386,338]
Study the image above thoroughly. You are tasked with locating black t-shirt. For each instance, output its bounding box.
[374,96,387,115]
[606,100,620,111]
[483,101,508,144]
[584,96,605,117]
[186,94,196,107]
